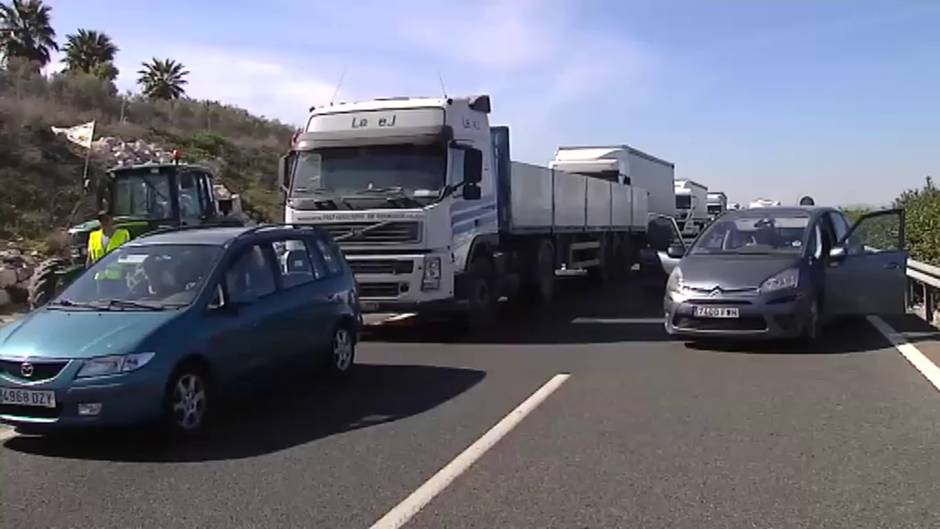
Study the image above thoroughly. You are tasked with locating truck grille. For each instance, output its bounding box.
[350,260,414,275]
[358,282,403,298]
[320,222,421,245]
[0,359,69,382]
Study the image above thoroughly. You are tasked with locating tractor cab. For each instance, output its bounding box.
[29,162,243,309]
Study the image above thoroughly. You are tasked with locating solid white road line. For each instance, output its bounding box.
[0,427,16,442]
[868,315,940,392]
[384,313,417,323]
[368,373,571,529]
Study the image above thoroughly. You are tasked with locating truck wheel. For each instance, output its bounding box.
[28,258,65,309]
[521,239,556,306]
[465,257,497,329]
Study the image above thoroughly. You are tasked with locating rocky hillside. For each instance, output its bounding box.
[0,59,294,247]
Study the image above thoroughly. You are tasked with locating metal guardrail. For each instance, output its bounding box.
[907,259,940,323]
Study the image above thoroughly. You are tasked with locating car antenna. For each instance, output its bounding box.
[438,71,448,99]
[329,68,347,106]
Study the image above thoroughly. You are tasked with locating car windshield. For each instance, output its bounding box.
[110,171,174,220]
[289,144,446,198]
[52,244,221,309]
[690,213,810,255]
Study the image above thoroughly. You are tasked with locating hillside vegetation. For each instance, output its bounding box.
[0,58,291,245]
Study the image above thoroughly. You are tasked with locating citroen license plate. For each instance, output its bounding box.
[0,387,56,408]
[693,306,740,319]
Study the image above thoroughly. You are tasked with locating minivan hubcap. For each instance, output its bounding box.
[333,329,353,371]
[172,374,207,430]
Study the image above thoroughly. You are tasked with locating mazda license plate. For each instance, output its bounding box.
[0,387,56,408]
[693,306,740,319]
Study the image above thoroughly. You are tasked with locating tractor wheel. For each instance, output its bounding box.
[28,258,66,309]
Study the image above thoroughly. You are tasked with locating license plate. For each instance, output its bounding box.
[0,387,56,408]
[693,306,740,319]
[360,301,379,312]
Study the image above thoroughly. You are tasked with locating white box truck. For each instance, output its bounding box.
[674,179,708,235]
[549,146,675,218]
[279,95,652,324]
[706,191,728,219]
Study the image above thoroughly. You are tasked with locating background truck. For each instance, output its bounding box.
[706,191,728,219]
[279,95,655,324]
[674,179,708,235]
[549,145,675,218]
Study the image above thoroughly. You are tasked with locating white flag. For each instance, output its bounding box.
[51,121,95,149]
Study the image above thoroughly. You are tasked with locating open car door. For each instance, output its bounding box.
[826,209,907,316]
[649,214,686,277]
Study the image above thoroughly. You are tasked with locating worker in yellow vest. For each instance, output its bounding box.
[87,212,130,266]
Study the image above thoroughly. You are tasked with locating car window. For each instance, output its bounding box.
[314,236,343,276]
[807,221,822,259]
[273,238,320,288]
[828,212,850,243]
[225,244,276,304]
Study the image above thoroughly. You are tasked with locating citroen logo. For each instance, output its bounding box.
[20,362,34,378]
[709,287,723,298]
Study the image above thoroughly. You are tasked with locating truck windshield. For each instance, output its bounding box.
[676,195,692,209]
[691,213,810,255]
[290,144,446,198]
[111,172,173,220]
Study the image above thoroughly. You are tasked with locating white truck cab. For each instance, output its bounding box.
[281,96,492,310]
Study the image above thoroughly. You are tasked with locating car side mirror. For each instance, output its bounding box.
[666,243,686,259]
[828,245,847,263]
[463,148,483,184]
[462,183,482,200]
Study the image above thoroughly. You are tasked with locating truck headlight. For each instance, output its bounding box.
[760,268,799,293]
[76,352,156,378]
[421,256,441,291]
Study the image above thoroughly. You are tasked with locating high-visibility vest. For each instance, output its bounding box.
[88,228,130,264]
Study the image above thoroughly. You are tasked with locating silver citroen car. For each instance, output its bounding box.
[663,206,907,341]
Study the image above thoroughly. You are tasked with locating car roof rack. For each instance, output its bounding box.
[231,223,324,240]
[137,221,246,238]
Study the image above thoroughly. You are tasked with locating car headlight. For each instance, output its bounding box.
[666,267,684,292]
[422,256,442,291]
[760,267,800,293]
[76,352,156,378]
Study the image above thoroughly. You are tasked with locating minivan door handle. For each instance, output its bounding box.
[884,262,900,270]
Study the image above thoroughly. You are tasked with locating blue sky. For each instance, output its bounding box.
[44,0,940,206]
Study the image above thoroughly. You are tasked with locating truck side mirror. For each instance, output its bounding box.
[278,154,291,192]
[463,148,483,184]
[462,184,482,200]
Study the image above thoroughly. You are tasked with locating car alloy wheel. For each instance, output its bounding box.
[332,327,354,372]
[171,372,208,432]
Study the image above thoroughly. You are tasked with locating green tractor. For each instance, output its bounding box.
[28,162,244,309]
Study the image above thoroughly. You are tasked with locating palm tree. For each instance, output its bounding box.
[62,29,117,78]
[0,0,58,68]
[137,58,189,99]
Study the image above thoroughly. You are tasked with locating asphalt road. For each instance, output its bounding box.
[2,274,940,528]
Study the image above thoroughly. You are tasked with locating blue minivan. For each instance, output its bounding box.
[0,225,361,434]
